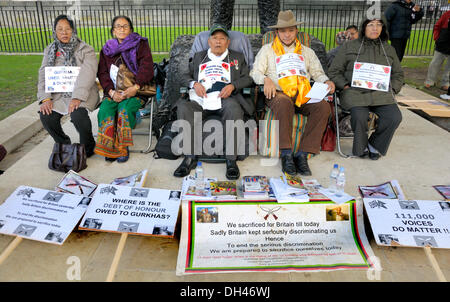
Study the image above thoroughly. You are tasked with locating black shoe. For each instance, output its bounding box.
[173,157,198,177]
[105,157,116,162]
[369,151,381,160]
[281,153,296,176]
[359,151,369,158]
[294,153,312,176]
[225,159,240,180]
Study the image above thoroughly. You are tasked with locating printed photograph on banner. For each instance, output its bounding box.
[438,201,450,211]
[152,225,174,236]
[433,185,450,200]
[378,234,400,246]
[82,218,103,230]
[197,207,219,223]
[326,205,350,221]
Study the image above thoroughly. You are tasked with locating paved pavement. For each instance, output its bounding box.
[0,85,449,282]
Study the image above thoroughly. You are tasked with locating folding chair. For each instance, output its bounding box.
[130,94,156,154]
[334,92,377,158]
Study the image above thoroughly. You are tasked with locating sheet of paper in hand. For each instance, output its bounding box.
[78,184,181,238]
[363,198,450,248]
[275,53,307,79]
[176,200,376,275]
[0,186,89,245]
[45,66,80,93]
[351,62,391,92]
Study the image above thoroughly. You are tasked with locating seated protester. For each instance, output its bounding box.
[95,15,153,163]
[328,18,404,160]
[173,24,254,180]
[38,15,99,157]
[327,25,359,68]
[250,10,335,176]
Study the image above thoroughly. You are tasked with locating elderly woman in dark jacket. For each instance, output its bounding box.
[38,15,99,157]
[328,18,404,160]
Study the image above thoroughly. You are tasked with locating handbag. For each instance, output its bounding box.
[48,143,87,173]
[115,56,156,97]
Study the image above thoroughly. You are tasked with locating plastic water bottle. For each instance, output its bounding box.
[335,167,346,197]
[195,161,205,192]
[329,164,339,193]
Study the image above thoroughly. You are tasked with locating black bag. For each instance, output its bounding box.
[153,121,181,160]
[48,143,87,173]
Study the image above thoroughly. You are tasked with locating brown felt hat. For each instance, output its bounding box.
[268,10,304,29]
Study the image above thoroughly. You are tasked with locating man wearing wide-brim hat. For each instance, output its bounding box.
[250,10,335,177]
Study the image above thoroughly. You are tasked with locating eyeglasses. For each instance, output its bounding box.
[56,28,73,34]
[367,23,383,28]
[114,24,130,30]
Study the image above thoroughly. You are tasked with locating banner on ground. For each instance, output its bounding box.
[363,198,450,248]
[79,184,181,238]
[176,200,376,275]
[0,186,88,245]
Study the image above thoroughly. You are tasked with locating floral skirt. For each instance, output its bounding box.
[94,96,143,158]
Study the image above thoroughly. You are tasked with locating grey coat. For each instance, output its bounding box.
[328,37,404,110]
[37,40,99,114]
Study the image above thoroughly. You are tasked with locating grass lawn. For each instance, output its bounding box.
[0,53,168,122]
[1,26,435,55]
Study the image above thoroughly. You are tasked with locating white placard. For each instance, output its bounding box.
[351,62,391,92]
[198,61,231,91]
[275,53,307,80]
[45,66,80,93]
[0,186,89,245]
[177,200,376,275]
[79,184,181,237]
[363,198,450,248]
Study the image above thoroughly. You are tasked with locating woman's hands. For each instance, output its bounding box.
[40,99,53,115]
[109,84,139,103]
[68,99,81,113]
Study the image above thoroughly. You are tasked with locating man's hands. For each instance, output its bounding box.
[263,77,277,99]
[193,82,235,99]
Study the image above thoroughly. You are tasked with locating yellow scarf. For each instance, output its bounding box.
[272,36,311,107]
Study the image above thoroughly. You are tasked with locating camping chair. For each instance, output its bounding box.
[333,92,378,158]
[257,31,334,157]
[174,30,258,163]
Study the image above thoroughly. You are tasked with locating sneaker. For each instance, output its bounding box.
[440,94,450,100]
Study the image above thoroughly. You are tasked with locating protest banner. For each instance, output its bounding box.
[45,66,80,93]
[79,184,181,237]
[363,198,450,249]
[176,200,376,275]
[0,186,89,246]
[351,62,391,92]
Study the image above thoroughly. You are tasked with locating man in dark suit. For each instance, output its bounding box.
[173,24,254,180]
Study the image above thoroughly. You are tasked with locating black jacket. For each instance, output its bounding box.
[182,49,254,115]
[384,0,424,39]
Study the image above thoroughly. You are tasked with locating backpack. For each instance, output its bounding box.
[153,121,180,160]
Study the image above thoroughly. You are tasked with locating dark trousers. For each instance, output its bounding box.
[266,92,331,154]
[176,98,245,160]
[390,38,408,62]
[40,108,95,156]
[350,104,402,156]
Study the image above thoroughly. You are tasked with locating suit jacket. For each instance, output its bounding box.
[182,49,254,116]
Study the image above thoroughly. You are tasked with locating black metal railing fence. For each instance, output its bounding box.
[0,0,448,55]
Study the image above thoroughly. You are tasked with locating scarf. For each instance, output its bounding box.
[272,36,311,107]
[47,30,80,67]
[103,32,147,75]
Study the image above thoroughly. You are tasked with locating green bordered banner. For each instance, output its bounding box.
[176,199,376,275]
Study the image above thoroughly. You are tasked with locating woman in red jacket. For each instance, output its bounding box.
[95,16,153,162]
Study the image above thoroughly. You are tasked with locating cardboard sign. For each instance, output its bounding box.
[0,186,89,245]
[275,53,307,79]
[45,66,80,93]
[79,184,181,238]
[176,200,376,274]
[351,62,391,92]
[363,198,450,248]
[198,61,231,90]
